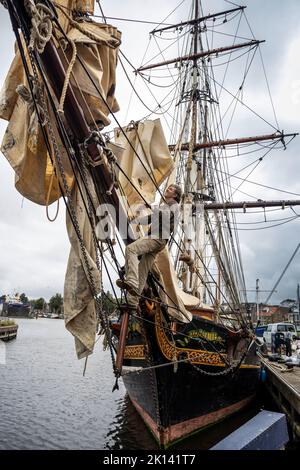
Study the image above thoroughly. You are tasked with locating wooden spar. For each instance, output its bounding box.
[169,132,298,151]
[150,6,246,35]
[137,40,264,72]
[204,200,300,210]
[115,310,130,376]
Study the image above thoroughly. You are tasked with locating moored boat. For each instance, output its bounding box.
[0,320,18,341]
[1,295,30,318]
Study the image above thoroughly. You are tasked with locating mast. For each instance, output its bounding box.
[172,1,254,304]
[256,278,259,322]
[297,284,300,324]
[193,0,207,301]
[161,0,299,309]
[178,0,207,299]
[140,1,300,311]
[186,0,199,194]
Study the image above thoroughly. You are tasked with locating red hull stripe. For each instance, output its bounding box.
[130,394,255,446]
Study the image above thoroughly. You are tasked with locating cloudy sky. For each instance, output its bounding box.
[0,0,299,304]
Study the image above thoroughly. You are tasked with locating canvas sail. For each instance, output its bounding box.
[114,119,174,206]
[113,119,202,322]
[0,1,120,205]
[0,2,121,358]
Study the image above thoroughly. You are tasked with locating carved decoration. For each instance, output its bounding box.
[124,344,145,360]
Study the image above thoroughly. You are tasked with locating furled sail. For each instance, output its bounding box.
[64,173,101,359]
[0,0,121,205]
[0,44,73,205]
[114,119,174,207]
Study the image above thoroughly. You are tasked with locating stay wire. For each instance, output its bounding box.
[52,2,249,325]
[242,8,280,131]
[215,166,300,197]
[96,0,106,24]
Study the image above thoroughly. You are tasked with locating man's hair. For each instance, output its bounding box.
[170,184,182,203]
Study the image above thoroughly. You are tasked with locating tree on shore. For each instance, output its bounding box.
[49,293,63,313]
[20,293,29,304]
[32,298,46,311]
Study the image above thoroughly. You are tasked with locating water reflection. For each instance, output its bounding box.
[0,319,289,450]
[104,395,157,450]
[103,392,266,450]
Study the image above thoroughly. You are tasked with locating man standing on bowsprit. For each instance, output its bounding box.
[116,184,182,309]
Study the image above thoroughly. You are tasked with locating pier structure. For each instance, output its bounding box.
[0,323,18,341]
[260,355,300,441]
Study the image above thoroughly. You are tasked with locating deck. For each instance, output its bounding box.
[260,354,300,441]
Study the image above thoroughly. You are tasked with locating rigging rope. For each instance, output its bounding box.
[12,10,120,374]
[57,38,77,114]
[25,0,53,53]
[6,0,257,379]
[49,2,255,326]
[264,243,300,305]
[215,166,300,197]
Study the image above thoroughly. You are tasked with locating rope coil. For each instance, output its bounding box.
[25,1,53,54]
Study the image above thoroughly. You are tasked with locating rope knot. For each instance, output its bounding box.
[25,1,53,54]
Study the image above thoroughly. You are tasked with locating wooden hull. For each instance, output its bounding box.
[123,360,259,447]
[120,311,261,448]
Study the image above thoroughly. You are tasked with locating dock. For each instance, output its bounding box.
[260,354,300,441]
[0,324,18,341]
[211,410,289,450]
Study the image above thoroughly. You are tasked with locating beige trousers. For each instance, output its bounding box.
[125,238,167,307]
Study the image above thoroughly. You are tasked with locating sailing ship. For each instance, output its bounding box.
[0,0,298,448]
[1,294,30,318]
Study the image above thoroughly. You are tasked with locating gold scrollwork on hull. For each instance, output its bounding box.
[124,345,145,360]
[155,311,227,367]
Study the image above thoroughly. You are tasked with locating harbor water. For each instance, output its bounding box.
[0,318,277,450]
